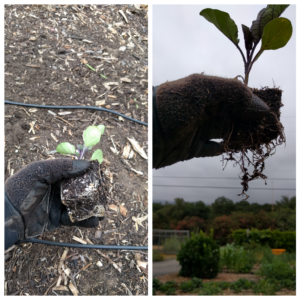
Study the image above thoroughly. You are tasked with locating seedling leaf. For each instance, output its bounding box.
[261,17,292,50]
[250,5,289,44]
[241,24,253,52]
[254,17,292,63]
[83,126,101,147]
[91,149,103,164]
[200,9,239,45]
[57,142,77,155]
[97,124,105,135]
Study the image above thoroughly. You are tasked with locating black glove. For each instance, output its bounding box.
[5,159,100,249]
[153,74,271,169]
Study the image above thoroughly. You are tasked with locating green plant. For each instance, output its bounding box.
[200,5,293,85]
[179,277,203,293]
[253,279,277,295]
[258,246,274,264]
[153,278,162,295]
[219,243,256,273]
[191,277,203,289]
[180,281,196,293]
[159,281,178,295]
[230,278,255,293]
[276,251,296,267]
[177,230,220,279]
[198,283,223,295]
[258,258,296,284]
[214,281,231,290]
[56,125,105,164]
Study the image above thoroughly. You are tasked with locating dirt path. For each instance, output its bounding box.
[153,259,181,276]
[5,4,148,296]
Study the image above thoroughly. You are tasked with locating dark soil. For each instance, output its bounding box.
[61,160,106,223]
[5,4,148,296]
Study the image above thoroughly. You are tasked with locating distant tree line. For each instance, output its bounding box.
[153,196,295,244]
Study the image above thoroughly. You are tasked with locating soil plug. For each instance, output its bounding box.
[56,125,107,222]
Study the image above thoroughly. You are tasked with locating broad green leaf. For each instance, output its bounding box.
[91,149,103,164]
[262,18,292,50]
[242,24,253,52]
[200,9,239,45]
[253,18,292,63]
[83,126,101,147]
[57,142,76,155]
[250,5,289,44]
[97,124,105,135]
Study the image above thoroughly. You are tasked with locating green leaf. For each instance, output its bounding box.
[97,124,105,135]
[242,24,253,52]
[261,17,292,50]
[83,126,101,147]
[56,142,77,155]
[252,18,292,64]
[200,8,239,45]
[91,149,103,164]
[250,5,289,44]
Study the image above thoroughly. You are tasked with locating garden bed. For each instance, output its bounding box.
[154,243,295,295]
[154,272,296,295]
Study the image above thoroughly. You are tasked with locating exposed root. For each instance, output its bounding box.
[221,88,285,200]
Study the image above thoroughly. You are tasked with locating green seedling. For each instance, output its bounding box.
[85,63,96,71]
[134,98,139,108]
[200,5,293,85]
[56,125,105,164]
[85,63,107,79]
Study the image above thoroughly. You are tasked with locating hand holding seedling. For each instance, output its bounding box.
[56,125,107,223]
[153,74,271,169]
[153,5,289,201]
[4,159,98,250]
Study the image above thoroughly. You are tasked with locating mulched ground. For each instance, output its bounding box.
[4,4,148,296]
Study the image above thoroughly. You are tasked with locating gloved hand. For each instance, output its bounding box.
[153,74,271,169]
[5,159,100,249]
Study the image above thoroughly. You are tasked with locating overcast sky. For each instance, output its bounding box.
[152,4,296,205]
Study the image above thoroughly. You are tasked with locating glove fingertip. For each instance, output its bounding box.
[78,217,100,228]
[72,160,91,172]
[61,160,91,179]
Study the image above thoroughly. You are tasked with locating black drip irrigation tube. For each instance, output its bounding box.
[22,238,148,250]
[6,100,148,250]
[4,100,148,126]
